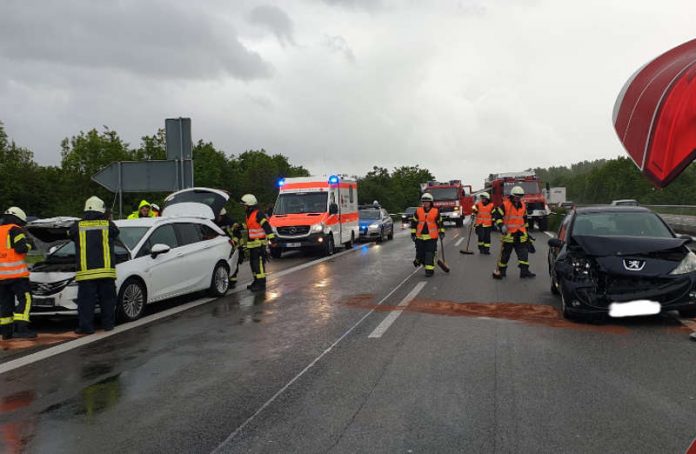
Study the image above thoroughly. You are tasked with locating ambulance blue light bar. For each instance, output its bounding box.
[328,175,340,185]
[277,178,286,187]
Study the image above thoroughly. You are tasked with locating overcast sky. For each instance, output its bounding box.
[1,0,695,187]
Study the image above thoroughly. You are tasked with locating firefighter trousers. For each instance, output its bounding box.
[497,234,530,272]
[77,278,116,332]
[230,247,244,284]
[249,246,267,282]
[476,225,492,252]
[415,239,437,274]
[0,278,32,326]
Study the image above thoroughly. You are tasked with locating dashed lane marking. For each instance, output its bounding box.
[368,281,428,338]
[455,237,464,247]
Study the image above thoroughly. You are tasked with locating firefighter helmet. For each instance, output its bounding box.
[4,207,27,223]
[241,194,258,206]
[511,186,525,196]
[421,193,434,202]
[84,196,106,213]
[480,192,490,199]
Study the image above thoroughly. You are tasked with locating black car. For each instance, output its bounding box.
[547,206,696,321]
[401,207,417,227]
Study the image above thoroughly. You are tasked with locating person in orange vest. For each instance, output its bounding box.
[492,186,536,279]
[0,207,37,339]
[240,194,275,292]
[472,192,494,255]
[410,193,445,277]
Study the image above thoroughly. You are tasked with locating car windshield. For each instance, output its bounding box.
[274,192,328,215]
[427,188,458,200]
[503,181,540,195]
[360,210,381,220]
[572,212,673,238]
[118,226,149,250]
[404,207,417,215]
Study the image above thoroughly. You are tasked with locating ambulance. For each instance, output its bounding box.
[269,175,359,258]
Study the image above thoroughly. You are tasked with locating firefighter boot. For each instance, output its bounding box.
[249,278,266,292]
[520,267,536,279]
[1,324,12,340]
[413,259,421,268]
[492,267,506,279]
[13,321,37,339]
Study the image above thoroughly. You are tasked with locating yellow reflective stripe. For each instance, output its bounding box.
[14,293,31,322]
[425,265,435,270]
[246,240,264,248]
[79,229,87,272]
[0,317,12,325]
[79,220,110,227]
[260,218,268,225]
[519,260,529,265]
[102,229,111,270]
[14,233,26,243]
[498,262,508,268]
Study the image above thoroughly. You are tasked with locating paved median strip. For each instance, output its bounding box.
[368,281,428,338]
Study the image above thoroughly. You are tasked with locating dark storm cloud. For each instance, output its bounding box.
[0,0,272,80]
[249,5,296,46]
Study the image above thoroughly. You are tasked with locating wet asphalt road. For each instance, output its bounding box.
[1,223,695,453]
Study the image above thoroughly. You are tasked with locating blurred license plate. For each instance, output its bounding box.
[34,298,55,307]
[285,242,302,248]
[609,300,660,318]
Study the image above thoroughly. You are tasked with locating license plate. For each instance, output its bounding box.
[33,297,55,307]
[285,242,302,248]
[609,300,661,318]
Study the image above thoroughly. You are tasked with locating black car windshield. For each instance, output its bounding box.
[572,212,673,238]
[503,181,540,195]
[360,210,381,220]
[118,226,149,250]
[274,192,328,215]
[427,188,458,200]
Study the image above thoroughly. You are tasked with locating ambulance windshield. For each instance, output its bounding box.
[274,192,328,215]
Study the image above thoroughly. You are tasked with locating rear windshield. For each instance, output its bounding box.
[572,212,673,238]
[118,226,149,250]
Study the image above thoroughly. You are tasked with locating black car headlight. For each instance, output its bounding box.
[670,251,696,275]
[571,257,593,276]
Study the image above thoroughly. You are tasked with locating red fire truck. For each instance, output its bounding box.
[485,171,550,230]
[420,180,474,227]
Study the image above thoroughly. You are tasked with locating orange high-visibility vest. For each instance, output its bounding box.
[0,225,29,280]
[246,210,266,240]
[502,200,527,234]
[474,202,494,227]
[415,207,440,240]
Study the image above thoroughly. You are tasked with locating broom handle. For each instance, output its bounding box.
[465,215,475,249]
[440,237,445,261]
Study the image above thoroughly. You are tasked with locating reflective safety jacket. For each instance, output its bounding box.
[68,213,120,281]
[473,201,494,227]
[494,199,528,234]
[216,214,243,247]
[410,207,445,240]
[0,223,31,280]
[127,200,156,219]
[244,209,275,249]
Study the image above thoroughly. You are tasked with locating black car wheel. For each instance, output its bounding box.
[678,307,696,318]
[117,278,147,322]
[387,227,394,240]
[344,232,354,249]
[270,248,283,259]
[377,229,385,243]
[323,235,335,257]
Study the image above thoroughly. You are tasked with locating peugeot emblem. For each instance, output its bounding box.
[623,259,646,271]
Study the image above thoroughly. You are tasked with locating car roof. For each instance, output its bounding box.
[574,205,652,214]
[115,217,211,227]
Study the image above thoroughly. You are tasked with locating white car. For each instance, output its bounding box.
[28,188,236,322]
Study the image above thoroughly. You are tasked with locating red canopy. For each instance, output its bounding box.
[613,38,696,188]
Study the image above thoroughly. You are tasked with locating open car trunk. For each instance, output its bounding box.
[162,188,229,219]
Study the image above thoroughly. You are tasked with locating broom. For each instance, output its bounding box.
[437,237,450,273]
[459,215,476,255]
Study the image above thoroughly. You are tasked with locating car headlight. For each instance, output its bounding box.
[369,223,380,229]
[670,251,696,275]
[311,223,324,233]
[571,257,593,276]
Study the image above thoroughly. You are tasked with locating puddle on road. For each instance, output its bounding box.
[343,296,689,335]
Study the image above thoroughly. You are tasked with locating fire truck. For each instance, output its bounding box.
[485,171,550,230]
[420,180,474,227]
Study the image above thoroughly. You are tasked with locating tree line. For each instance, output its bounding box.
[0,121,435,220]
[534,156,696,205]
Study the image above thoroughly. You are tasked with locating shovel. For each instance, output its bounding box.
[459,215,476,255]
[437,237,450,273]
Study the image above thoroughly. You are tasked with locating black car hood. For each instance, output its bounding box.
[26,217,79,243]
[571,235,688,257]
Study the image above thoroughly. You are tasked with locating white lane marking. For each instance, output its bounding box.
[0,244,375,375]
[368,281,427,338]
[543,231,554,238]
[676,316,696,333]
[211,266,422,452]
[455,237,464,247]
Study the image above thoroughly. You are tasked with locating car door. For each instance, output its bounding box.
[382,209,393,235]
[172,222,213,293]
[549,213,572,271]
[134,224,181,301]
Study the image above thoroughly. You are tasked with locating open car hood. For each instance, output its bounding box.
[572,235,689,256]
[26,217,79,243]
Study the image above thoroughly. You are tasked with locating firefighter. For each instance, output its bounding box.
[150,203,161,217]
[127,200,154,219]
[0,207,37,339]
[68,196,120,334]
[492,186,536,279]
[240,194,275,292]
[410,193,445,277]
[472,192,494,255]
[215,208,244,288]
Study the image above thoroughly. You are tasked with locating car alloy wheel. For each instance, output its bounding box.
[210,262,230,297]
[118,279,145,322]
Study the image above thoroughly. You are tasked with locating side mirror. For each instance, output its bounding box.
[548,238,564,248]
[150,243,171,258]
[678,234,694,243]
[329,203,339,215]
